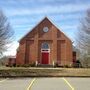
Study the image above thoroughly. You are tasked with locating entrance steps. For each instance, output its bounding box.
[37,64,54,67]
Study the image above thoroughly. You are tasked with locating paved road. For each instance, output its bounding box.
[31,78,70,90]
[0,78,32,90]
[0,78,90,90]
[66,78,90,90]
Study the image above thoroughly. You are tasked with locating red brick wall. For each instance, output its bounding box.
[16,17,73,66]
[16,42,26,65]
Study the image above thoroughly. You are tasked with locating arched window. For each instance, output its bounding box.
[41,42,49,49]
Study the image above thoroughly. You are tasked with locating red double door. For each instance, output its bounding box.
[41,51,49,64]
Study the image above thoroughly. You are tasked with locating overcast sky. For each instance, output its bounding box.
[0,0,90,56]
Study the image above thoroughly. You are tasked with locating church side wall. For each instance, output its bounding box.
[16,43,26,65]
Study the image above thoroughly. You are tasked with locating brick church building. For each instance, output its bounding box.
[16,17,74,66]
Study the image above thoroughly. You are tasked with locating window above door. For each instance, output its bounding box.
[41,42,49,49]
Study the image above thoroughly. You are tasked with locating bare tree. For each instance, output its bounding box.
[76,8,90,67]
[0,10,14,57]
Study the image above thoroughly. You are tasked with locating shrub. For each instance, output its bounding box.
[13,63,16,67]
[73,60,82,68]
[30,62,35,67]
[16,65,20,67]
[21,64,30,67]
[64,65,69,68]
[55,62,59,67]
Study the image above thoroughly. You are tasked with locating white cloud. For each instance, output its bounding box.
[4,41,19,56]
[1,0,90,56]
[4,3,90,17]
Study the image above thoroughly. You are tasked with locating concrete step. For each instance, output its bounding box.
[37,64,54,67]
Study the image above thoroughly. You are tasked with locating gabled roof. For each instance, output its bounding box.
[19,17,72,42]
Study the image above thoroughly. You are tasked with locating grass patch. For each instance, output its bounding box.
[0,67,90,77]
